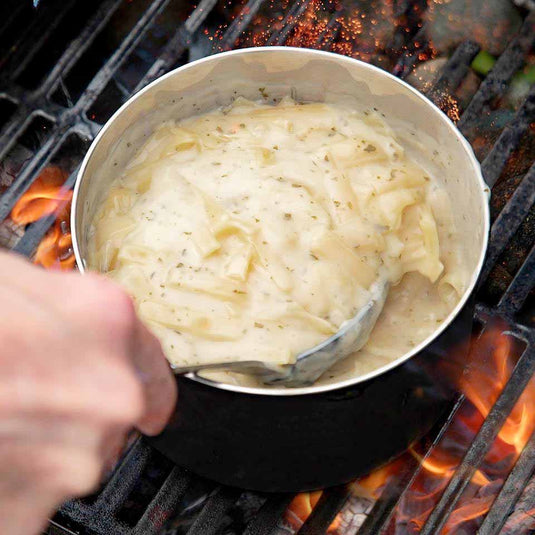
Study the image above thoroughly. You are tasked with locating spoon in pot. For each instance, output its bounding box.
[170,275,390,387]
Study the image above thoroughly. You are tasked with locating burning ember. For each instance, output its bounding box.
[10,166,75,270]
[284,323,535,533]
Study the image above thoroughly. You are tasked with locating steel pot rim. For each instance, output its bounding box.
[72,46,490,397]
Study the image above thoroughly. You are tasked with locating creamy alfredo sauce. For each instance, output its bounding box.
[88,98,466,387]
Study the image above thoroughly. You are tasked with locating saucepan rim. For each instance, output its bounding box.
[72,46,490,397]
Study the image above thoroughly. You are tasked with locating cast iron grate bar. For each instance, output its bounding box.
[92,438,152,510]
[59,439,151,523]
[42,0,126,97]
[0,96,34,157]
[135,0,219,90]
[242,494,293,535]
[58,500,126,533]
[0,108,56,165]
[298,485,350,534]
[372,0,427,68]
[215,0,267,52]
[501,472,535,533]
[498,243,535,314]
[477,429,535,535]
[506,485,535,532]
[357,470,413,535]
[480,83,535,188]
[314,9,344,50]
[58,439,192,534]
[458,11,535,132]
[0,1,26,41]
[425,40,480,106]
[8,0,80,82]
[266,0,313,46]
[0,84,24,102]
[419,333,535,535]
[480,164,535,282]
[185,486,242,535]
[391,26,428,79]
[0,0,76,82]
[74,0,171,113]
[498,319,534,345]
[0,96,67,162]
[133,466,191,534]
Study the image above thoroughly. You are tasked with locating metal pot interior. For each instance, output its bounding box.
[72,47,489,396]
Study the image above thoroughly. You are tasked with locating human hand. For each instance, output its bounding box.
[0,251,177,535]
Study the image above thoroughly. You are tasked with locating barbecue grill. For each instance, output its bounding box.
[0,1,534,534]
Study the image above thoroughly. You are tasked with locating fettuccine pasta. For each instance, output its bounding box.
[88,97,466,386]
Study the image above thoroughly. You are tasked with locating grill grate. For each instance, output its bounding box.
[0,1,534,534]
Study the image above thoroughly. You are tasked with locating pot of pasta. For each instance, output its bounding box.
[72,47,490,491]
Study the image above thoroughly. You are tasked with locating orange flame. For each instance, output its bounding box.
[460,331,534,455]
[284,491,340,532]
[34,220,76,270]
[382,324,533,533]
[410,447,490,487]
[11,167,71,224]
[285,324,534,534]
[357,457,406,499]
[10,166,75,270]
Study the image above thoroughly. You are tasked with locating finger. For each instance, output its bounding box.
[0,413,127,457]
[130,319,177,436]
[0,331,145,425]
